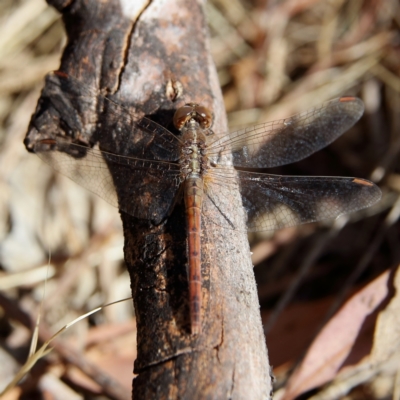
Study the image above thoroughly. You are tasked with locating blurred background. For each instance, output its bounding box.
[0,0,399,399]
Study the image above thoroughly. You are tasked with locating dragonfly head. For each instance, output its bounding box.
[173,103,213,130]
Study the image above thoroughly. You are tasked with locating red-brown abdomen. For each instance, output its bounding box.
[184,176,204,335]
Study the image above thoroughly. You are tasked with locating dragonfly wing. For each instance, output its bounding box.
[202,168,247,231]
[206,97,364,168]
[34,138,181,224]
[42,72,181,162]
[203,169,381,232]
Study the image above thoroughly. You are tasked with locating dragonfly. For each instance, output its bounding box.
[26,71,381,335]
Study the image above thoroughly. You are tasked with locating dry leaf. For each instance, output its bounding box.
[282,270,391,400]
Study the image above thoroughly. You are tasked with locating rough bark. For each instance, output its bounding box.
[25,0,272,398]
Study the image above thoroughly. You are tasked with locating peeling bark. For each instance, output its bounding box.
[25,0,272,398]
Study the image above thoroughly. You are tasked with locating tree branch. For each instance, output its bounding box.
[25,0,272,398]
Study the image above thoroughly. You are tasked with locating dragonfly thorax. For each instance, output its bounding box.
[179,121,209,180]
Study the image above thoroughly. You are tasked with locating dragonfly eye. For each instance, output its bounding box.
[193,105,213,129]
[173,105,193,129]
[173,104,213,130]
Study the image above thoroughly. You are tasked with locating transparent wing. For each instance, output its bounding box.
[203,168,381,232]
[43,72,181,162]
[206,97,364,168]
[34,138,181,224]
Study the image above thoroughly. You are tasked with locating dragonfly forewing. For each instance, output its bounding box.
[206,97,364,169]
[34,138,182,224]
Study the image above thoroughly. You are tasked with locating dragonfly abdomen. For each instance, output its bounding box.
[184,176,204,335]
